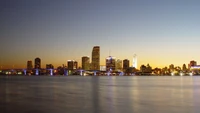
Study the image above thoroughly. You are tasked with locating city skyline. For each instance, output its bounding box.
[1,0,200,69]
[0,45,199,70]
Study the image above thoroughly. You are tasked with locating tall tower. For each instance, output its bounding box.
[34,57,41,69]
[123,59,130,70]
[91,46,100,70]
[132,54,137,69]
[106,56,116,71]
[82,56,90,70]
[116,59,122,71]
[27,60,33,70]
[67,60,78,70]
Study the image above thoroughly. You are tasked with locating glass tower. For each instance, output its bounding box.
[91,46,100,70]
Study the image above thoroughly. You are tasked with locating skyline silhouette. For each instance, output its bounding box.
[0,45,198,70]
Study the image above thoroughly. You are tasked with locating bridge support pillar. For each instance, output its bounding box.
[24,70,27,75]
[36,69,39,75]
[94,71,97,76]
[80,70,83,76]
[64,70,68,76]
[50,69,53,76]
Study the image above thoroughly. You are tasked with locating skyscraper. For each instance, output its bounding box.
[34,57,41,69]
[74,61,78,69]
[169,64,174,72]
[67,60,78,70]
[188,60,197,69]
[116,59,122,71]
[182,64,187,71]
[132,54,137,69]
[91,46,100,70]
[106,56,116,71]
[27,60,33,70]
[123,59,130,71]
[82,56,90,70]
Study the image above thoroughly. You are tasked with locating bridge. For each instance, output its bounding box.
[0,68,107,76]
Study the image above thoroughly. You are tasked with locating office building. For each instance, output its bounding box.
[34,57,41,69]
[188,60,197,69]
[106,56,116,71]
[123,59,130,71]
[82,56,90,70]
[116,59,122,71]
[132,54,137,69]
[27,60,33,70]
[169,64,174,72]
[67,60,78,70]
[91,46,100,70]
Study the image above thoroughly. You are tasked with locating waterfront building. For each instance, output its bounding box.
[188,60,197,69]
[182,64,187,72]
[169,64,174,72]
[91,46,100,70]
[27,60,33,70]
[123,59,130,71]
[46,64,54,69]
[82,56,90,70]
[106,56,116,71]
[34,57,41,69]
[140,64,152,74]
[67,60,78,70]
[132,54,137,69]
[116,59,122,71]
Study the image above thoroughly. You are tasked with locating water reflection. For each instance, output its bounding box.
[1,76,200,113]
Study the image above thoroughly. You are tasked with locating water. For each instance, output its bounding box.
[1,76,200,113]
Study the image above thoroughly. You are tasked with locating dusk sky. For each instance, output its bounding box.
[1,0,200,69]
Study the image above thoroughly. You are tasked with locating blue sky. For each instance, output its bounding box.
[1,0,200,68]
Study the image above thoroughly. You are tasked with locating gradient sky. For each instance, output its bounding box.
[1,0,200,69]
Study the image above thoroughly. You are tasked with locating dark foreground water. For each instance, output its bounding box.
[1,76,200,113]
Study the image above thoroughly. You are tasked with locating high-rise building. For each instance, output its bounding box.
[188,60,197,69]
[46,64,54,69]
[132,54,137,69]
[169,64,174,72]
[106,56,116,71]
[91,46,100,70]
[74,61,78,69]
[123,59,130,70]
[82,56,90,70]
[116,59,122,71]
[27,60,33,70]
[67,60,78,70]
[34,57,41,69]
[182,64,187,71]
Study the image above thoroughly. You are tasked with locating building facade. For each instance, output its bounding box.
[132,54,137,69]
[82,56,90,70]
[91,46,100,70]
[67,60,78,70]
[27,60,33,70]
[123,59,130,71]
[34,57,41,69]
[46,64,54,69]
[106,56,116,71]
[116,59,122,71]
[188,60,197,69]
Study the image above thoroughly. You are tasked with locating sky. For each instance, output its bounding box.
[1,0,200,69]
